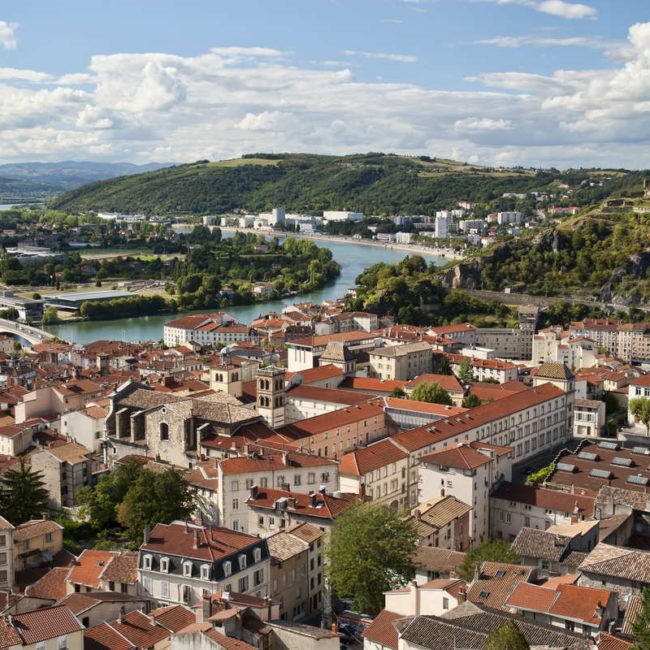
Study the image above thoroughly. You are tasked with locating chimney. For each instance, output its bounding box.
[193,529,200,549]
[457,585,467,603]
[118,605,126,623]
[412,580,420,615]
[319,485,327,495]
[143,526,151,544]
[570,514,578,524]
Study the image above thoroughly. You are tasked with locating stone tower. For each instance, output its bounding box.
[210,363,242,398]
[256,366,286,428]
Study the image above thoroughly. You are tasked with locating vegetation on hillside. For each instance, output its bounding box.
[50,153,642,215]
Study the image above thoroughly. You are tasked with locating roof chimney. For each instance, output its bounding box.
[143,526,151,544]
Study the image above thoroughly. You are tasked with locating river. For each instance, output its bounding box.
[44,238,446,344]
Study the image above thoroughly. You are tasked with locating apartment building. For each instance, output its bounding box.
[446,353,518,383]
[339,439,409,511]
[138,521,270,607]
[162,312,241,347]
[426,323,477,349]
[0,516,14,592]
[628,375,650,430]
[419,441,514,545]
[368,341,433,381]
[406,496,471,551]
[570,319,650,362]
[573,399,606,438]
[475,327,532,360]
[287,331,381,372]
[285,385,373,422]
[532,328,597,369]
[279,400,387,459]
[13,519,64,572]
[490,482,595,542]
[216,451,339,532]
[288,522,326,616]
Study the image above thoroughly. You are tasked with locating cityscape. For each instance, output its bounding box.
[0,2,649,650]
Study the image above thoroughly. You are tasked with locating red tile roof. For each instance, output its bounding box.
[421,441,512,470]
[405,374,463,392]
[219,450,334,475]
[339,439,407,477]
[248,487,357,520]
[24,566,70,601]
[84,622,135,650]
[67,550,119,589]
[287,384,373,405]
[141,522,261,562]
[362,609,403,650]
[149,604,196,632]
[100,551,138,585]
[339,377,408,393]
[110,610,170,648]
[12,604,83,644]
[491,482,595,517]
[286,364,344,384]
[384,398,466,417]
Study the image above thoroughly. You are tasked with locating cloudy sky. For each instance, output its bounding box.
[1,0,650,168]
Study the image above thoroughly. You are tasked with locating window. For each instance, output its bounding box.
[253,547,262,563]
[443,597,449,610]
[121,583,128,594]
[239,575,249,592]
[232,498,239,510]
[142,576,153,594]
[308,472,315,484]
[45,532,53,543]
[294,475,301,486]
[231,480,240,491]
[201,564,210,580]
[143,554,152,570]
[223,561,232,577]
[479,591,490,599]
[254,569,264,586]
[239,554,247,570]
[161,580,169,599]
[0,553,6,566]
[160,557,169,573]
[22,540,29,551]
[160,422,169,440]
[183,561,192,577]
[182,584,192,604]
[58,640,68,650]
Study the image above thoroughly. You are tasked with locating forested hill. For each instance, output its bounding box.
[50,153,643,215]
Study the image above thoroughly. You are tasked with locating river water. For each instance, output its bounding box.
[44,239,446,344]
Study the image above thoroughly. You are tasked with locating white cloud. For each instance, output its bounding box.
[0,21,17,50]
[488,0,597,20]
[473,35,610,48]
[381,19,403,24]
[5,23,650,167]
[344,49,417,63]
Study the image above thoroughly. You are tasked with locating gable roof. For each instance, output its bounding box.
[11,604,83,644]
[84,622,135,650]
[420,441,512,470]
[491,481,595,517]
[578,543,650,585]
[362,609,404,650]
[466,562,534,612]
[339,438,407,477]
[67,549,118,589]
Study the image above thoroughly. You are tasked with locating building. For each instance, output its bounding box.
[434,213,449,238]
[287,331,381,372]
[13,519,64,572]
[339,439,410,511]
[475,328,532,360]
[446,353,518,383]
[490,482,595,541]
[578,543,650,597]
[1,604,84,649]
[256,366,287,429]
[569,319,650,363]
[0,515,14,592]
[573,399,606,438]
[406,496,471,551]
[322,211,364,222]
[383,578,466,617]
[60,403,108,453]
[162,312,241,347]
[0,291,43,322]
[368,342,432,381]
[532,329,597,369]
[285,385,372,423]
[138,521,270,607]
[419,442,513,545]
[466,562,534,612]
[46,290,132,312]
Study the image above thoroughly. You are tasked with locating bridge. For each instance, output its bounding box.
[0,319,59,345]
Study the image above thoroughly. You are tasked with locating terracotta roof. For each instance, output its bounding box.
[621,594,643,636]
[339,439,407,477]
[579,543,650,585]
[11,604,83,644]
[100,551,138,585]
[266,530,309,561]
[466,562,534,612]
[339,377,408,393]
[287,384,373,405]
[534,362,574,380]
[384,398,466,417]
[467,380,529,402]
[204,626,257,650]
[287,364,343,384]
[165,312,231,330]
[279,400,384,438]
[84,622,135,650]
[491,482,595,517]
[405,374,463,392]
[0,617,22,649]
[370,341,432,358]
[289,330,381,348]
[512,528,587,567]
[41,441,90,464]
[414,546,466,574]
[110,610,170,648]
[67,549,119,589]
[362,609,403,650]
[14,519,63,542]
[248,487,357,520]
[149,604,196,632]
[24,566,69,601]
[285,522,325,544]
[141,522,262,562]
[408,496,471,534]
[598,632,633,650]
[427,323,477,335]
[421,440,512,470]
[219,450,334,475]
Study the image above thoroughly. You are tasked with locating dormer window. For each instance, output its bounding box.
[160,557,169,573]
[200,564,210,580]
[253,548,262,563]
[183,561,192,577]
[223,561,232,577]
[143,554,152,570]
[238,554,247,570]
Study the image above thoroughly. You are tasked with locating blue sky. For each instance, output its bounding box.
[1,0,650,167]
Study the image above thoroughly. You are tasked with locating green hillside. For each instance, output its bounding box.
[50,153,642,215]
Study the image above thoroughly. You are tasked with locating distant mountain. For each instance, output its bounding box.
[0,161,170,200]
[49,153,640,215]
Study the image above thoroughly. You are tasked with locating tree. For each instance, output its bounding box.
[410,382,452,406]
[459,540,518,581]
[485,620,529,650]
[41,306,59,325]
[631,587,650,650]
[462,392,481,408]
[116,467,196,545]
[0,458,49,524]
[630,398,650,435]
[458,358,475,383]
[389,386,406,398]
[437,356,453,375]
[328,502,417,615]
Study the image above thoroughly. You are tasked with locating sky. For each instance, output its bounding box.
[1,0,650,168]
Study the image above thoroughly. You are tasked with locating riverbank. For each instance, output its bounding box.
[217,226,464,260]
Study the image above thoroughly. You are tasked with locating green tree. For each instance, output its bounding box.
[437,356,453,375]
[41,306,60,325]
[459,540,518,581]
[116,467,196,545]
[462,392,482,408]
[632,587,650,650]
[389,386,406,398]
[527,462,554,485]
[485,620,529,650]
[630,398,650,435]
[410,382,453,406]
[458,358,475,383]
[328,502,417,615]
[0,458,49,524]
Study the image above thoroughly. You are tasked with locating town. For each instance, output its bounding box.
[0,290,646,649]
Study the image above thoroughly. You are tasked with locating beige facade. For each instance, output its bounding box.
[13,520,64,572]
[369,342,432,381]
[0,516,14,592]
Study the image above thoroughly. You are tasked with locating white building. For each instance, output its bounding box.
[496,211,522,225]
[163,312,242,347]
[434,213,449,238]
[322,211,364,222]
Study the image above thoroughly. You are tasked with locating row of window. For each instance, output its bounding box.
[230,474,331,492]
[142,548,262,577]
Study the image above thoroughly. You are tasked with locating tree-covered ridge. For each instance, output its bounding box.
[50,153,642,215]
[445,211,650,306]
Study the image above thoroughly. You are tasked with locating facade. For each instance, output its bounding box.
[285,385,371,423]
[13,519,64,572]
[163,312,240,347]
[475,328,532,360]
[384,579,465,617]
[0,515,14,592]
[406,496,471,551]
[578,544,650,597]
[256,366,287,429]
[569,319,650,363]
[138,521,271,607]
[419,441,514,546]
[368,342,432,381]
[573,399,606,438]
[446,353,518,383]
